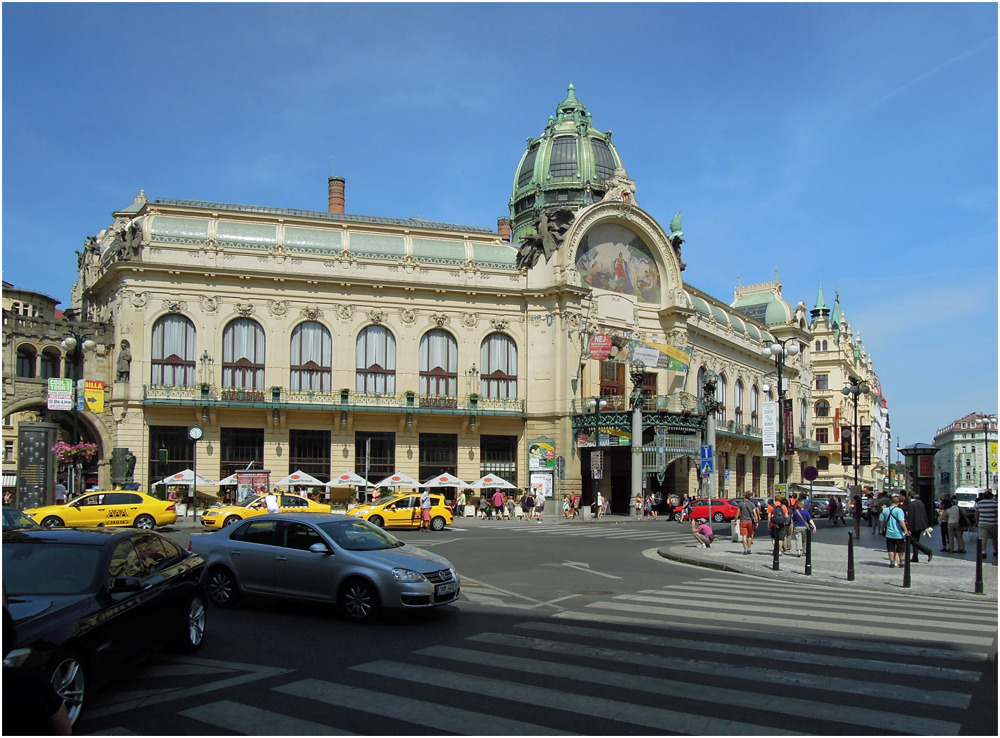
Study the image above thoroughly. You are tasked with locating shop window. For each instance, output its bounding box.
[480,435,517,486]
[289,429,331,483]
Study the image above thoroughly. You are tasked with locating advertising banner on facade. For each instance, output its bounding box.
[83,380,105,412]
[859,425,871,466]
[783,399,795,454]
[841,427,852,466]
[631,341,691,372]
[528,439,555,470]
[530,471,554,499]
[46,378,73,410]
[762,401,777,457]
[990,442,998,473]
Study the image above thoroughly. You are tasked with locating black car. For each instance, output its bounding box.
[2,527,207,726]
[2,506,42,531]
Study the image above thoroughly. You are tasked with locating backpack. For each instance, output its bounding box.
[770,504,789,527]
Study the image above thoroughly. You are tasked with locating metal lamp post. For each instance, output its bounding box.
[59,332,96,498]
[760,339,799,484]
[842,376,870,490]
[588,396,606,517]
[981,414,996,491]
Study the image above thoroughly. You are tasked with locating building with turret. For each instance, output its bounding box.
[5,86,899,512]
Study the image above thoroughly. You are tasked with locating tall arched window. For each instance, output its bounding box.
[419,329,457,397]
[800,398,808,437]
[222,318,265,390]
[480,333,517,399]
[40,349,60,379]
[751,385,760,427]
[16,346,36,378]
[151,315,197,386]
[815,400,831,417]
[697,367,706,398]
[734,380,744,425]
[290,321,332,392]
[716,374,727,422]
[355,325,396,394]
[822,340,828,351]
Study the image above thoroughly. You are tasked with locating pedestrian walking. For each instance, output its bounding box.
[506,495,515,520]
[902,491,934,563]
[419,488,432,531]
[734,491,759,555]
[828,497,840,526]
[851,495,864,538]
[597,491,605,518]
[535,490,545,522]
[563,494,572,519]
[522,490,534,520]
[634,493,644,520]
[879,495,910,567]
[768,496,790,554]
[492,489,505,521]
[790,500,817,557]
[455,490,465,517]
[646,493,656,520]
[941,498,966,553]
[783,493,798,551]
[571,493,580,518]
[974,490,998,559]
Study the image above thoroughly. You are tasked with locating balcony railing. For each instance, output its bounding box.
[143,385,525,414]
[571,392,703,415]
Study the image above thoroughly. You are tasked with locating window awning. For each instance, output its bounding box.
[2,473,17,487]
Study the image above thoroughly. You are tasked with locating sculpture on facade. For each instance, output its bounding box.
[116,340,132,382]
[515,208,575,270]
[668,211,687,271]
[602,167,637,210]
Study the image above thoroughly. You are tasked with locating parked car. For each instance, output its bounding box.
[200,493,332,529]
[673,498,741,523]
[191,512,460,623]
[809,498,832,518]
[751,498,770,522]
[22,491,178,530]
[347,493,454,531]
[2,506,42,531]
[2,527,206,726]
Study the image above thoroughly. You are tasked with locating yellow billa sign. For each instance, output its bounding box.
[84,380,105,412]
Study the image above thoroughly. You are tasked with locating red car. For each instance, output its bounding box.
[674,498,740,523]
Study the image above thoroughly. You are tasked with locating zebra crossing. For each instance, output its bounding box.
[519,520,692,541]
[83,576,996,736]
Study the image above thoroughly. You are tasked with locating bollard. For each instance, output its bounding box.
[805,526,812,576]
[903,538,911,588]
[975,537,985,595]
[847,531,855,581]
[772,536,780,571]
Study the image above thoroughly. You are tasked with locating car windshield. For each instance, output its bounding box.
[2,508,41,531]
[3,541,102,595]
[238,495,264,508]
[318,520,404,551]
[955,493,978,504]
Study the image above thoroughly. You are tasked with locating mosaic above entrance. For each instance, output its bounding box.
[574,223,660,303]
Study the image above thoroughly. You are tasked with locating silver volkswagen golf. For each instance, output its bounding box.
[190,512,460,622]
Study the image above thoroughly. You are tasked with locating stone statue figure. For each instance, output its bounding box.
[515,208,576,270]
[116,340,132,382]
[110,447,136,487]
[602,167,637,208]
[125,450,136,484]
[668,211,687,272]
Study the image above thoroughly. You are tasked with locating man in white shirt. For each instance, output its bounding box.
[264,490,280,514]
[419,489,432,531]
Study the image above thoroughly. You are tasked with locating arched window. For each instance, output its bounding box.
[822,340,828,351]
[480,333,517,399]
[734,380,744,425]
[716,374,727,422]
[419,329,457,397]
[16,346,36,378]
[800,398,808,437]
[222,318,265,390]
[815,400,831,417]
[750,385,760,427]
[697,367,706,399]
[290,322,332,392]
[151,315,197,386]
[355,325,396,394]
[815,340,822,351]
[40,349,60,380]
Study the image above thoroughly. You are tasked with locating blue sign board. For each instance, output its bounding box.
[700,459,714,474]
[700,445,713,461]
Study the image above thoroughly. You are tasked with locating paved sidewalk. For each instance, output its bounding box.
[657,520,999,601]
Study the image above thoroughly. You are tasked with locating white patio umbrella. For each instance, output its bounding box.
[421,473,469,488]
[327,471,370,487]
[374,472,420,488]
[155,469,217,487]
[216,473,238,486]
[273,470,325,487]
[468,474,516,490]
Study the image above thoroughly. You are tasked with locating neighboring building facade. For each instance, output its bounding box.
[934,412,998,495]
[5,86,897,510]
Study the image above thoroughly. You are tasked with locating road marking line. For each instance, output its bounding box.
[180,700,350,735]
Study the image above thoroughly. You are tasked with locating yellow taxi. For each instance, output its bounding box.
[347,493,453,531]
[23,491,178,530]
[200,493,332,529]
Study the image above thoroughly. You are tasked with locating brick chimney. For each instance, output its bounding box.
[328,176,345,214]
[497,217,511,242]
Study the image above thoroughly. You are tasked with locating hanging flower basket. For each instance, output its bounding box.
[52,442,99,464]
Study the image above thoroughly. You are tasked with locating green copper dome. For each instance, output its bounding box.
[509,85,624,242]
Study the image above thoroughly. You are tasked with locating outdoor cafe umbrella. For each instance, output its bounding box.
[273,470,325,487]
[374,472,420,489]
[216,474,238,486]
[421,473,469,488]
[154,469,217,487]
[468,474,516,490]
[326,471,370,487]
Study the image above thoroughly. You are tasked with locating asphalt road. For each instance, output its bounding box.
[74,519,998,736]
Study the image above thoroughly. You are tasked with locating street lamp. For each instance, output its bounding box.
[760,338,799,484]
[841,375,870,490]
[59,333,97,444]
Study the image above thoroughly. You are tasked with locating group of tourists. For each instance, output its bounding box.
[473,489,548,521]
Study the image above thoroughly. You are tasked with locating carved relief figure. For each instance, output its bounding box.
[515,208,575,270]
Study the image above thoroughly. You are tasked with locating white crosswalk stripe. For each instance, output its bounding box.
[180,700,351,735]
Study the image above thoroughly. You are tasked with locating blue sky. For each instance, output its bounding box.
[3,3,997,453]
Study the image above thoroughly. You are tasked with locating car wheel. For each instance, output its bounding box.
[49,651,86,726]
[223,515,241,527]
[368,515,385,528]
[430,516,446,531]
[713,512,726,523]
[339,579,381,623]
[170,593,207,653]
[134,514,155,530]
[206,567,241,608]
[41,516,65,528]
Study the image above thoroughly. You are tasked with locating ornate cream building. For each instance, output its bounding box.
[6,86,902,513]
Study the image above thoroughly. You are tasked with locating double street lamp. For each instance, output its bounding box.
[60,333,96,444]
[842,376,870,489]
[761,338,799,484]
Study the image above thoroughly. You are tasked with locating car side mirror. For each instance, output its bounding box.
[309,542,331,555]
[112,576,142,592]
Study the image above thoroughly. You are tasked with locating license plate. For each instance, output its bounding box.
[435,582,458,596]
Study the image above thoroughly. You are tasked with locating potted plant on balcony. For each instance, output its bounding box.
[340,388,350,404]
[405,390,415,407]
[468,392,480,408]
